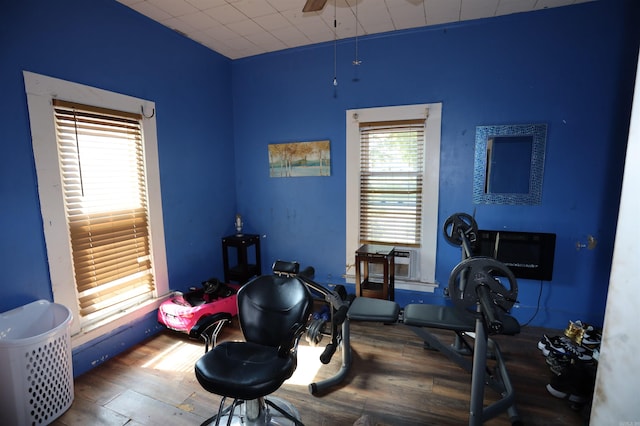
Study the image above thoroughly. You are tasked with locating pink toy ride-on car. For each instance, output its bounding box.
[158,277,240,350]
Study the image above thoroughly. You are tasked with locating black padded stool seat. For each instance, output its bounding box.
[195,341,295,401]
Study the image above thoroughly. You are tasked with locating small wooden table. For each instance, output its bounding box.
[355,244,395,301]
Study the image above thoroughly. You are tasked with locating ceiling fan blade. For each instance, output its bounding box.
[303,0,328,13]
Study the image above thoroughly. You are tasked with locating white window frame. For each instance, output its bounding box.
[346,103,441,292]
[24,71,169,347]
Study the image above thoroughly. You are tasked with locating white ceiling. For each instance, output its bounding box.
[116,0,592,59]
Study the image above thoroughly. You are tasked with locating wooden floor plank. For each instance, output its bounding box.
[54,318,592,425]
[105,389,205,426]
[53,394,130,426]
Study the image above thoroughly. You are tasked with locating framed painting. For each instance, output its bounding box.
[268,140,331,177]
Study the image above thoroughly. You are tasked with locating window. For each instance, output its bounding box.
[24,71,168,346]
[346,104,441,291]
[53,100,155,323]
[359,119,425,247]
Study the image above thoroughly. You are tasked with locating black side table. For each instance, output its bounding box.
[221,234,261,284]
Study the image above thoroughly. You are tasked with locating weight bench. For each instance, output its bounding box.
[348,296,522,426]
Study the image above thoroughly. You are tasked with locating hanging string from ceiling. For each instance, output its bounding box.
[353,0,361,66]
[333,1,338,86]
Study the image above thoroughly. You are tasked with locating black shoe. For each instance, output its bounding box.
[546,363,596,404]
[538,334,593,361]
[545,352,572,376]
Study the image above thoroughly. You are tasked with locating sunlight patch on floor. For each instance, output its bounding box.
[285,345,325,386]
[141,339,202,373]
[140,337,325,386]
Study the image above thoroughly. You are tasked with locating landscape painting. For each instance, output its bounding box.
[268,140,331,177]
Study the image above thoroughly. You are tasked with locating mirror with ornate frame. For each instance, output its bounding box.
[473,123,547,205]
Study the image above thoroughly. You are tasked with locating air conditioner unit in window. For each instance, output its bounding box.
[369,249,416,281]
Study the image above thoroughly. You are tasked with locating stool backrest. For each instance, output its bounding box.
[237,275,313,347]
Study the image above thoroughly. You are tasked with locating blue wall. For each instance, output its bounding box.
[1,0,235,373]
[1,0,639,375]
[1,0,236,304]
[231,0,640,329]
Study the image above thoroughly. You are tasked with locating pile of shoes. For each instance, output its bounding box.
[537,320,601,409]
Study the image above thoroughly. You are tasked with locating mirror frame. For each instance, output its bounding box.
[473,123,547,205]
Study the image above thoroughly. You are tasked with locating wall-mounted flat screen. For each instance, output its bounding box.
[472,230,556,281]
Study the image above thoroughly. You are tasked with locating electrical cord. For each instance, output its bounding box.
[521,279,544,327]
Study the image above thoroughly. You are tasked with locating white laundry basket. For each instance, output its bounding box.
[0,300,74,426]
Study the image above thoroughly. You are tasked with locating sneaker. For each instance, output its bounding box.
[546,362,596,404]
[539,334,593,361]
[537,335,554,353]
[581,324,602,348]
[565,320,602,348]
[545,352,572,376]
[537,337,546,352]
[564,320,586,344]
[546,383,589,404]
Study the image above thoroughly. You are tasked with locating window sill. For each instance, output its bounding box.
[70,293,174,349]
[344,274,437,293]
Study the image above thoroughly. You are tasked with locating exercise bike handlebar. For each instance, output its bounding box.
[299,274,350,329]
[273,262,349,326]
[275,263,348,319]
[297,268,350,318]
[293,267,352,394]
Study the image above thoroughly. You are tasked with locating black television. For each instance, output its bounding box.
[472,230,556,281]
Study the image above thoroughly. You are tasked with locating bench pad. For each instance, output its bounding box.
[348,297,400,322]
[403,304,475,331]
[347,297,520,335]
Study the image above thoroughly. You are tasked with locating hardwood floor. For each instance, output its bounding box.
[53,318,592,426]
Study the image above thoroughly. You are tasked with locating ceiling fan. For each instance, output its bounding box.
[303,0,328,12]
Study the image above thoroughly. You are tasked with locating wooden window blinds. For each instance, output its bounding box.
[359,119,425,247]
[53,99,155,323]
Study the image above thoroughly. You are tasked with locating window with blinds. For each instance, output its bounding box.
[53,99,155,325]
[359,119,425,247]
